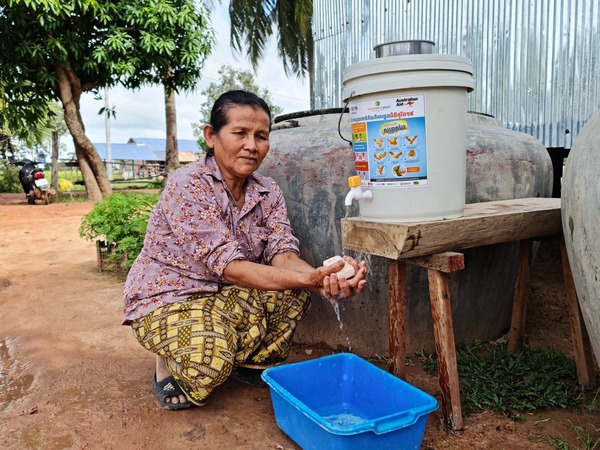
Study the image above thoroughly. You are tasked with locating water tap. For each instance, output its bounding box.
[345,175,373,206]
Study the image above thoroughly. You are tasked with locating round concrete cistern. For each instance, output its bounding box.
[561,110,600,367]
[261,111,553,356]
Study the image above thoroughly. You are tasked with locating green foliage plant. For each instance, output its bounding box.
[0,160,23,193]
[79,192,159,269]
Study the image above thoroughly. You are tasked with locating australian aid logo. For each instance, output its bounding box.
[389,95,425,118]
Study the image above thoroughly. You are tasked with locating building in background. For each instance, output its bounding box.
[93,137,199,180]
[94,138,199,163]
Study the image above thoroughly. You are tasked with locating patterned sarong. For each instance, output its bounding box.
[131,286,311,405]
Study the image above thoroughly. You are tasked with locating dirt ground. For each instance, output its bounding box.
[0,193,598,450]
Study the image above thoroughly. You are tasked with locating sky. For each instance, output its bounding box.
[70,3,310,153]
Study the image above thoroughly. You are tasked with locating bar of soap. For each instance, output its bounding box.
[323,255,356,279]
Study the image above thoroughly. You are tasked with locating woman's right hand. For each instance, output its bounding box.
[320,256,368,302]
[223,253,367,296]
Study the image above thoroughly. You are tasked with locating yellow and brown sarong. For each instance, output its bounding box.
[130,286,311,405]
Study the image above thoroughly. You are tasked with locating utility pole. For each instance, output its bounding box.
[104,86,113,181]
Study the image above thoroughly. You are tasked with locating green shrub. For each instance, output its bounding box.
[79,192,159,269]
[0,160,23,193]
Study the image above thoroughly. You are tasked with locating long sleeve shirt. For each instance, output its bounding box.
[122,153,300,324]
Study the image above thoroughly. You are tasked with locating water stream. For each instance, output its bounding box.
[330,300,352,352]
[332,205,353,351]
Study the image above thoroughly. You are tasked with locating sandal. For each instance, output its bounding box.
[230,367,268,388]
[153,373,195,410]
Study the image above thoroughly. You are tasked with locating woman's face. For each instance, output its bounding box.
[204,105,271,182]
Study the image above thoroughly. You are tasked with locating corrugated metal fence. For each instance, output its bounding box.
[313,0,600,148]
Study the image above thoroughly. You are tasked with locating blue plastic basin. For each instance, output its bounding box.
[262,353,438,449]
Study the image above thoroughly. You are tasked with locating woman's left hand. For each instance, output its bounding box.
[321,256,367,302]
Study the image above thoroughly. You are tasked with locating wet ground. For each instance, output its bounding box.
[0,193,598,449]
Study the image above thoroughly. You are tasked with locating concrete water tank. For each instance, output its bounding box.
[561,110,600,368]
[263,111,553,355]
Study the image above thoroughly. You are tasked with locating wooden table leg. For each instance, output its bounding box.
[428,268,464,431]
[560,242,596,388]
[388,260,407,378]
[507,239,533,355]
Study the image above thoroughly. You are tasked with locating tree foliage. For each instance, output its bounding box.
[228,0,313,79]
[1,101,67,161]
[0,0,214,201]
[191,64,283,149]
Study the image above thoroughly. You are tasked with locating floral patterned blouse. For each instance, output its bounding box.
[122,154,300,324]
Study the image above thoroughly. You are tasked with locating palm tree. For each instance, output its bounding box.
[227,0,314,109]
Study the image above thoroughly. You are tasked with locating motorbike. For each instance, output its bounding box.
[17,160,54,205]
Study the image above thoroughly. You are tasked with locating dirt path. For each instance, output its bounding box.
[0,193,597,450]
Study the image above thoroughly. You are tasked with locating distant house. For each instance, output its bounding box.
[93,137,200,164]
[93,137,200,180]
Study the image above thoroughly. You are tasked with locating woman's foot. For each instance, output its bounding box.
[155,356,189,406]
[230,366,268,387]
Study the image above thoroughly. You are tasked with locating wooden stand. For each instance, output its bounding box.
[342,198,595,431]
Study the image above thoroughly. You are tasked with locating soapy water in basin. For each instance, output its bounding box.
[323,412,369,428]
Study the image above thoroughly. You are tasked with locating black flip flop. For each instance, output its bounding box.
[153,373,195,410]
[230,367,268,387]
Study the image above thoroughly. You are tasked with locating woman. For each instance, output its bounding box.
[123,90,368,410]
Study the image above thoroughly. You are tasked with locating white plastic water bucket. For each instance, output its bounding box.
[343,53,474,222]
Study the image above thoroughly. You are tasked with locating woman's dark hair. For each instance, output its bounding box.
[209,90,271,134]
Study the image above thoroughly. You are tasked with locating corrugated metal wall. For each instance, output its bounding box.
[313,0,600,148]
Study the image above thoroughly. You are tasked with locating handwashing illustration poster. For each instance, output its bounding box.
[349,94,429,187]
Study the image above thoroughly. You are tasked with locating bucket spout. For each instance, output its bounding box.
[345,176,373,206]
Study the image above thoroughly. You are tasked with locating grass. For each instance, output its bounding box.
[419,342,590,419]
[0,163,163,194]
[414,342,600,448]
[55,193,89,203]
[547,419,600,450]
[418,342,599,448]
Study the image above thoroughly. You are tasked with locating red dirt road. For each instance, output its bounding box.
[0,193,597,449]
[0,195,300,450]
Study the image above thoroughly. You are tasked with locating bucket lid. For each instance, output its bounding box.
[342,54,474,100]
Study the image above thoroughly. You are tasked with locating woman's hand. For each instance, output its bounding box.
[321,256,367,302]
[225,253,367,296]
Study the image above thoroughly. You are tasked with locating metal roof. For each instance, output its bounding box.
[312,0,600,149]
[93,138,200,162]
[126,137,200,152]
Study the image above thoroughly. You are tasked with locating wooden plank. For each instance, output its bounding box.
[388,260,407,379]
[341,198,562,260]
[428,268,464,431]
[407,251,465,273]
[507,239,533,354]
[561,243,597,388]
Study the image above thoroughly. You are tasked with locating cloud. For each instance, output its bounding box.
[73,3,310,150]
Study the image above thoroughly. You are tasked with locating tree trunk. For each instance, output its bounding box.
[164,85,179,181]
[51,131,59,203]
[75,144,103,201]
[55,65,112,202]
